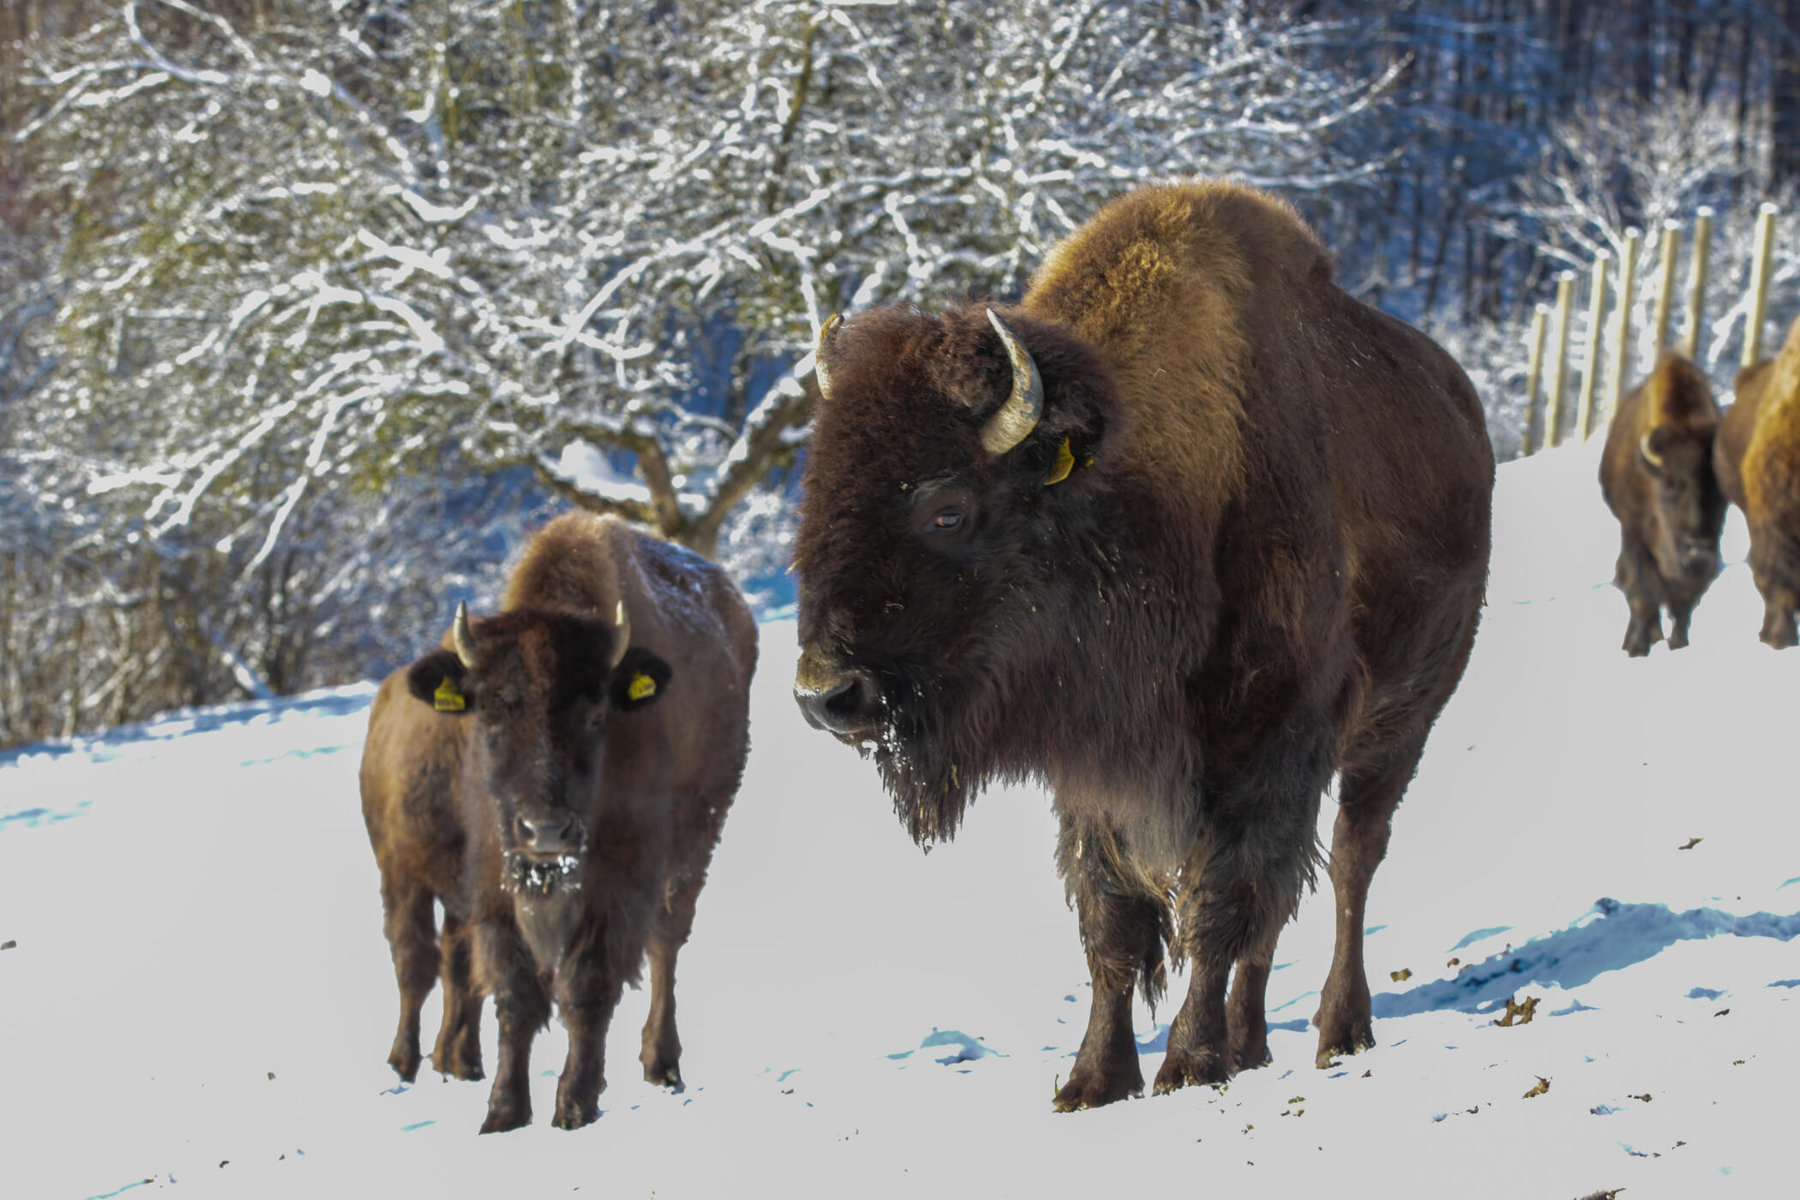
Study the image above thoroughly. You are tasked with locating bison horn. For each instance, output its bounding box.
[814,313,843,402]
[610,599,630,670]
[981,308,1043,456]
[452,600,477,668]
[1639,432,1665,471]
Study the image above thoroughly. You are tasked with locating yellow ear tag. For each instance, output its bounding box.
[627,673,657,702]
[1045,436,1075,486]
[433,677,466,712]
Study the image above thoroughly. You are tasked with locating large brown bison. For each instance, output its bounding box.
[1717,315,1800,648]
[363,512,757,1131]
[1599,351,1726,656]
[792,181,1493,1111]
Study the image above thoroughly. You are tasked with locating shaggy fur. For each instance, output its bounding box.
[1599,352,1726,655]
[361,513,757,1132]
[1718,315,1800,647]
[793,181,1494,1111]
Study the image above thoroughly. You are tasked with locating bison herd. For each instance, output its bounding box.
[1602,317,1800,653]
[357,180,1796,1134]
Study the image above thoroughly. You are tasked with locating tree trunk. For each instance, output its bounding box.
[1774,0,1800,187]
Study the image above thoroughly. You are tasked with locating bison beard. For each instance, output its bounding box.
[502,851,583,894]
[793,181,1493,1111]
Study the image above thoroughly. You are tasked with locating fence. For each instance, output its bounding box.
[1518,204,1779,454]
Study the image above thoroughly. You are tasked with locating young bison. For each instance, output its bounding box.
[363,513,756,1131]
[1599,352,1726,656]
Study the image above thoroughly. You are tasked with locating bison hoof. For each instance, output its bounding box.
[1152,1049,1231,1095]
[439,1059,484,1083]
[479,1101,530,1134]
[1314,1024,1376,1069]
[1052,1066,1143,1112]
[643,1059,683,1090]
[432,1046,484,1082]
[387,1047,422,1084]
[1231,1035,1273,1072]
[552,1096,600,1130]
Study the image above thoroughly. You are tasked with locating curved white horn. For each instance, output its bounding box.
[610,599,630,670]
[814,313,843,402]
[1639,432,1665,470]
[452,600,476,667]
[980,308,1043,455]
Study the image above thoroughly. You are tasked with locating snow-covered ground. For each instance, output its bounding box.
[2,438,1795,1200]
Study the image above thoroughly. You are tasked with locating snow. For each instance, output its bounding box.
[2,438,1796,1199]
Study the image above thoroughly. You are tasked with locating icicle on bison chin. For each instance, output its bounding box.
[791,181,1494,1111]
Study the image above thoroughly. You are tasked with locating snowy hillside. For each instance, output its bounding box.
[1,438,1795,1200]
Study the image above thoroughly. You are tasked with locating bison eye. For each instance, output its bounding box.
[909,480,973,541]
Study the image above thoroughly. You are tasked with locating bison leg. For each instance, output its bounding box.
[1159,874,1289,1093]
[1760,591,1798,649]
[552,966,624,1130]
[1160,721,1329,1095]
[1666,605,1692,650]
[640,880,701,1088]
[1052,825,1161,1112]
[478,925,549,1134]
[380,876,438,1083]
[431,915,485,1081]
[1226,946,1276,1070]
[1614,545,1665,656]
[1314,732,1428,1068]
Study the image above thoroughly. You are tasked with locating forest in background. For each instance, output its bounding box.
[5,0,1800,749]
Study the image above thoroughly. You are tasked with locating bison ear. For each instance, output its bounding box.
[407,650,474,714]
[610,647,672,712]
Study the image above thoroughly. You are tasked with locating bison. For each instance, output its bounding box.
[792,181,1493,1110]
[364,512,757,1131]
[1598,351,1726,656]
[361,656,485,1085]
[1717,315,1800,648]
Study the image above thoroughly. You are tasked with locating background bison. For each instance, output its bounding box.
[1718,315,1800,648]
[793,182,1493,1110]
[1599,352,1726,656]
[362,512,757,1131]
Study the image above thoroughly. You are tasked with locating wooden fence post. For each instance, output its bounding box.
[1522,303,1549,456]
[1601,227,1641,435]
[1545,271,1576,450]
[1652,220,1681,354]
[1680,206,1714,360]
[1577,252,1610,441]
[1743,203,1779,367]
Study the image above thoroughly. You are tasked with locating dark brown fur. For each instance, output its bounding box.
[1717,315,1800,647]
[361,513,756,1131]
[1599,352,1726,655]
[793,182,1493,1110]
[361,661,485,1084]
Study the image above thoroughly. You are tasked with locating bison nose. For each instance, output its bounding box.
[794,665,880,736]
[516,814,576,856]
